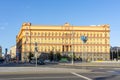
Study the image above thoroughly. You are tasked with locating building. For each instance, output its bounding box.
[0,46,2,58]
[5,54,11,63]
[5,48,8,55]
[16,22,110,62]
[10,45,16,59]
[110,46,120,60]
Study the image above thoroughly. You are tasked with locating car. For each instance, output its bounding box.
[44,60,50,63]
[59,58,69,63]
[37,59,45,65]
[0,59,4,64]
[30,59,36,64]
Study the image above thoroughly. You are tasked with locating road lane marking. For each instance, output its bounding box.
[107,70,120,74]
[107,71,115,73]
[113,68,120,70]
[71,72,92,80]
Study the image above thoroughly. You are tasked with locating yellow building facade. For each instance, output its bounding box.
[10,45,16,59]
[16,22,110,62]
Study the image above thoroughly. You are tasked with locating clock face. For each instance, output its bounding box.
[80,35,88,43]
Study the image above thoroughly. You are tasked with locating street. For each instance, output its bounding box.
[0,68,120,80]
[0,63,120,80]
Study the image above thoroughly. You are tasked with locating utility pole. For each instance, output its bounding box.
[112,50,113,61]
[24,41,27,63]
[35,42,38,67]
[71,27,74,65]
[117,48,119,61]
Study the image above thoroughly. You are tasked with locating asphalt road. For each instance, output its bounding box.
[0,63,120,80]
[0,70,120,80]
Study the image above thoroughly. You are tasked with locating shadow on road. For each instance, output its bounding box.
[93,75,117,80]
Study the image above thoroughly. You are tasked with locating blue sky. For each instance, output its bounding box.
[0,0,120,53]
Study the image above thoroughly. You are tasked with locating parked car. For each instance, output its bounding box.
[30,59,36,64]
[0,58,4,64]
[59,58,69,63]
[37,59,45,65]
[30,59,45,65]
[44,60,50,63]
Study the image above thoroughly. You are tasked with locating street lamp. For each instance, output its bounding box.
[52,47,57,62]
[117,48,119,61]
[35,42,38,67]
[111,50,113,61]
[24,41,27,63]
[80,35,88,62]
[71,30,74,65]
[52,47,55,61]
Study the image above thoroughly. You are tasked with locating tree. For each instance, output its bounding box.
[56,51,61,61]
[28,52,34,62]
[49,51,54,61]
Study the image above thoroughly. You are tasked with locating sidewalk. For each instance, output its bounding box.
[59,61,120,67]
[0,67,90,74]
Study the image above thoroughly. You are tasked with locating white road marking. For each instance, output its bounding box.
[107,71,115,73]
[113,68,120,70]
[71,72,92,80]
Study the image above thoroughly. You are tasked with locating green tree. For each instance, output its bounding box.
[56,51,61,61]
[49,51,54,61]
[28,52,34,62]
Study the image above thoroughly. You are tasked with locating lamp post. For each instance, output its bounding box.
[24,41,27,63]
[115,50,117,61]
[112,50,113,61]
[117,48,119,61]
[53,47,56,62]
[80,35,88,62]
[52,47,55,62]
[71,30,74,65]
[35,42,38,67]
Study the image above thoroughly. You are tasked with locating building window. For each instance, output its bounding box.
[94,34,95,37]
[87,33,89,36]
[97,34,99,37]
[90,34,92,37]
[59,33,61,36]
[38,32,40,35]
[48,32,50,36]
[55,32,57,36]
[52,32,54,36]
[100,34,102,37]
[31,32,33,35]
[34,32,36,36]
